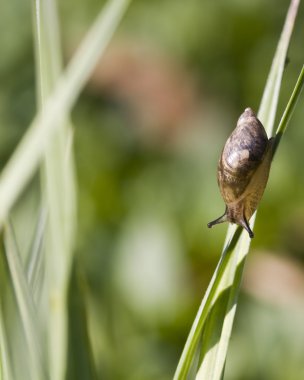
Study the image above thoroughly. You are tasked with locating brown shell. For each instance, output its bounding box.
[208,107,273,238]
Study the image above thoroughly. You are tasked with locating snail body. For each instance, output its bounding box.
[208,107,274,238]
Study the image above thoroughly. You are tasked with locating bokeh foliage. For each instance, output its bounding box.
[0,0,304,379]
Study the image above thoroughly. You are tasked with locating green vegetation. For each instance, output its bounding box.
[0,0,303,379]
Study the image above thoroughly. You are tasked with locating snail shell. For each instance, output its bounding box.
[207,107,274,238]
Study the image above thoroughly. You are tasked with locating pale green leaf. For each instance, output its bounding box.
[174,1,301,379]
[0,0,131,226]
[32,0,76,377]
[3,223,46,380]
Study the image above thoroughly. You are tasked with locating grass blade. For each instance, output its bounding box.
[274,64,304,153]
[0,285,13,380]
[32,0,84,377]
[0,1,131,379]
[3,223,46,380]
[32,0,76,378]
[258,0,300,133]
[174,0,301,379]
[25,207,47,300]
[0,0,131,226]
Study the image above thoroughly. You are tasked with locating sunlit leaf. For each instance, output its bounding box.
[174,1,301,379]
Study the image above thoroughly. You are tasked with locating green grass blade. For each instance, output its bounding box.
[0,0,131,226]
[25,207,47,299]
[0,296,13,380]
[258,0,300,134]
[174,0,301,379]
[3,223,46,380]
[32,0,76,378]
[274,64,304,152]
[31,1,132,378]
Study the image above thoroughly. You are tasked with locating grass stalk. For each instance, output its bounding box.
[0,0,131,227]
[174,0,301,378]
[32,0,76,377]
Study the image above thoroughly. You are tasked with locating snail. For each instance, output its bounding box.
[207,107,274,238]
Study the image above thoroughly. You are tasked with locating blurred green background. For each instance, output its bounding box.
[1,0,304,379]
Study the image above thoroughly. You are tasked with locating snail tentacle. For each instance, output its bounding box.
[239,214,254,238]
[207,208,228,228]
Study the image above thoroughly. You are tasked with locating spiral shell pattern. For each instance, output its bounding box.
[208,107,273,238]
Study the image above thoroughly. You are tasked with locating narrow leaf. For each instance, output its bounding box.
[0,0,131,226]
[32,0,76,378]
[0,291,13,380]
[174,0,301,379]
[25,207,47,300]
[274,64,304,153]
[3,223,46,380]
